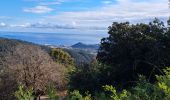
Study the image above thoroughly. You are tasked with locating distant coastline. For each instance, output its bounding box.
[0,31,106,46]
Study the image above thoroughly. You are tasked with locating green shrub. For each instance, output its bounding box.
[50,48,74,67]
[46,85,59,100]
[156,67,170,100]
[103,85,128,100]
[68,62,100,94]
[100,67,170,100]
[129,75,163,100]
[66,90,91,100]
[15,85,34,100]
[93,92,110,100]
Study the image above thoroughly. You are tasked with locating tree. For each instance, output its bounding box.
[0,67,18,100]
[63,48,95,66]
[68,60,100,94]
[97,18,170,88]
[50,48,74,67]
[2,44,66,98]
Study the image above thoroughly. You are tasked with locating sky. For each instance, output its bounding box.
[0,0,169,34]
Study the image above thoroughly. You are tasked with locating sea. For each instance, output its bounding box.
[0,31,107,46]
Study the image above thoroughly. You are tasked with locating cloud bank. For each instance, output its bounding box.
[23,6,53,14]
[1,0,170,32]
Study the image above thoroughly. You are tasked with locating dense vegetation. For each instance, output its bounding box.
[14,67,170,100]
[0,38,95,100]
[68,18,170,99]
[64,48,95,66]
[97,18,170,88]
[50,48,74,67]
[0,18,170,100]
[0,39,67,100]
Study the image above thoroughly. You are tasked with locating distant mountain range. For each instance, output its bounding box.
[71,42,99,50]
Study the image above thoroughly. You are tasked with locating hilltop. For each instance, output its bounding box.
[71,42,99,50]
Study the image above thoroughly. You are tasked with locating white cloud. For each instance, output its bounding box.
[24,0,68,6]
[39,1,61,5]
[23,6,53,14]
[22,22,106,30]
[44,0,169,29]
[3,0,170,32]
[0,22,7,27]
[39,0,67,5]
[10,23,31,28]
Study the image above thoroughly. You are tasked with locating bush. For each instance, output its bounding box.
[67,67,170,100]
[4,44,66,95]
[46,85,59,100]
[156,67,170,99]
[104,67,170,100]
[66,90,91,100]
[68,61,100,94]
[0,43,67,99]
[0,70,18,100]
[103,85,128,100]
[15,85,34,100]
[129,75,163,100]
[93,92,109,100]
[50,48,74,67]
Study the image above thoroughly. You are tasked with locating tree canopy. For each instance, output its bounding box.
[97,18,170,88]
[0,41,67,99]
[50,48,74,67]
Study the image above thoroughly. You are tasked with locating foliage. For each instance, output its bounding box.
[15,85,34,100]
[68,67,170,100]
[156,67,170,99]
[5,44,66,95]
[0,69,18,100]
[93,92,109,100]
[104,67,170,100]
[51,48,74,66]
[64,48,95,66]
[66,90,91,100]
[0,39,67,99]
[97,18,170,88]
[128,75,162,100]
[103,85,128,100]
[0,39,23,100]
[1,18,170,100]
[46,85,59,100]
[68,60,100,94]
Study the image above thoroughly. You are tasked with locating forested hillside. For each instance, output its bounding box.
[63,48,95,66]
[0,38,69,99]
[0,37,96,100]
[68,18,170,100]
[0,38,34,68]
[0,38,95,66]
[0,18,170,100]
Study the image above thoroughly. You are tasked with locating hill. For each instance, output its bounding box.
[63,48,95,66]
[71,42,99,50]
[0,38,95,67]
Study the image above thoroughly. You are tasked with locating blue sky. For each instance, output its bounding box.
[0,0,169,33]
